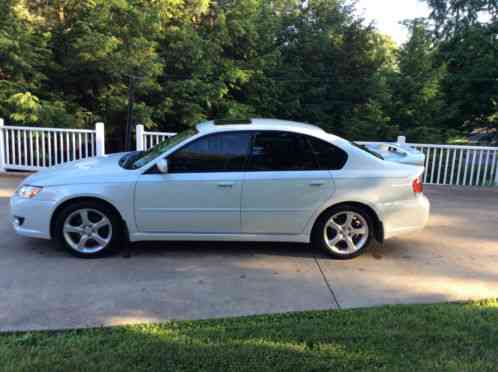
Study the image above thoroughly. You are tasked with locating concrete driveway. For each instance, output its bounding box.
[1,175,498,332]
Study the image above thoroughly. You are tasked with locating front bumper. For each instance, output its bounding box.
[10,195,54,239]
[382,194,430,240]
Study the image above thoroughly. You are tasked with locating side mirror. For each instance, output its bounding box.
[156,158,169,174]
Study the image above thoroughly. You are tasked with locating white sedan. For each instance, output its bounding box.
[10,119,430,259]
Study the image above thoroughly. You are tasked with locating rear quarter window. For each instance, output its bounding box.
[307,136,348,170]
[351,142,384,160]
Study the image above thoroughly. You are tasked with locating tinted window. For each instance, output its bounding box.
[307,136,348,170]
[248,132,318,171]
[168,132,251,173]
[126,129,198,169]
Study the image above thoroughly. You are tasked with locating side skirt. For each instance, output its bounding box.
[130,232,310,243]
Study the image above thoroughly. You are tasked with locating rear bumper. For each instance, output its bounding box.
[10,195,53,240]
[381,194,430,240]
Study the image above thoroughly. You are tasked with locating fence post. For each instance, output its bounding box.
[136,124,144,151]
[0,119,5,172]
[495,154,498,186]
[95,122,106,156]
[397,135,406,145]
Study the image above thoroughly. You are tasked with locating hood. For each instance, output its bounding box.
[23,152,132,187]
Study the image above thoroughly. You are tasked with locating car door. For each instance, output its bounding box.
[241,131,336,235]
[135,132,251,233]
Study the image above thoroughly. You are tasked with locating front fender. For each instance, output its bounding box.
[46,183,136,236]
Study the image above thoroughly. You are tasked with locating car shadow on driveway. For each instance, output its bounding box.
[128,240,327,259]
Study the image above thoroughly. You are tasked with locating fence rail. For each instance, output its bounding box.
[0,119,105,172]
[413,144,498,187]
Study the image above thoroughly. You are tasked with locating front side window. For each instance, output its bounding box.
[248,132,318,171]
[125,129,198,170]
[168,132,251,173]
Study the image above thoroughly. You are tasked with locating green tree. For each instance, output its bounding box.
[268,0,395,139]
[425,0,498,134]
[149,0,288,131]
[19,0,209,132]
[424,0,497,37]
[347,33,399,141]
[0,0,49,122]
[6,0,480,147]
[387,19,448,142]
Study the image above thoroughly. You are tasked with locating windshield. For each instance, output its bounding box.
[352,142,384,160]
[122,129,198,169]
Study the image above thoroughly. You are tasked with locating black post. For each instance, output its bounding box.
[125,75,135,151]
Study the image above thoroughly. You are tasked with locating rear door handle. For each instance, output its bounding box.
[217,182,235,188]
[309,181,326,187]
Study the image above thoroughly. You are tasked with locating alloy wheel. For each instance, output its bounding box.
[63,208,113,254]
[323,211,369,255]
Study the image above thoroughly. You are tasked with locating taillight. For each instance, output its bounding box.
[412,176,423,193]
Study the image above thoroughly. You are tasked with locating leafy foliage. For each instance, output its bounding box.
[424,0,497,37]
[386,19,449,142]
[0,0,497,147]
[426,0,498,135]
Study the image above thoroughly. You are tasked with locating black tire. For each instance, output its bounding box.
[311,204,374,260]
[54,200,123,258]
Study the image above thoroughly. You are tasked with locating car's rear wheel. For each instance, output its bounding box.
[312,205,373,259]
[54,201,122,258]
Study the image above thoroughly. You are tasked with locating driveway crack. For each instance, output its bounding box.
[313,255,341,309]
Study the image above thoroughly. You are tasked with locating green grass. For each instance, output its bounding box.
[1,300,498,372]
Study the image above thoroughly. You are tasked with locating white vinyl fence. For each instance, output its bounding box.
[135,124,176,151]
[2,120,498,187]
[412,144,498,187]
[0,119,105,172]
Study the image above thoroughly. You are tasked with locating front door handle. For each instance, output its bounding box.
[217,182,235,188]
[309,181,326,187]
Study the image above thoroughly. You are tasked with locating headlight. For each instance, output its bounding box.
[17,185,43,199]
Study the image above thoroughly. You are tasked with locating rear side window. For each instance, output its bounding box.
[307,136,348,170]
[168,132,251,173]
[248,132,318,171]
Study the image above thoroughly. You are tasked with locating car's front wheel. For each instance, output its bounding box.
[54,201,122,258]
[312,205,374,259]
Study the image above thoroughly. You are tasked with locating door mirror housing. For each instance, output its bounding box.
[156,158,169,174]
